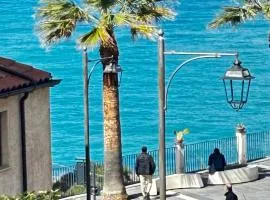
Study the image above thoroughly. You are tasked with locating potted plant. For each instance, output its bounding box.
[174,128,190,149]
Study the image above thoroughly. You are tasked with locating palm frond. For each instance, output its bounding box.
[37,0,92,21]
[137,6,175,22]
[130,24,158,40]
[79,26,113,47]
[119,0,175,22]
[112,13,133,26]
[262,3,270,18]
[38,20,75,44]
[35,0,92,46]
[84,0,116,10]
[109,12,157,39]
[112,1,175,40]
[208,4,261,29]
[79,27,100,47]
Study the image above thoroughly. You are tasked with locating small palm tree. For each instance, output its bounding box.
[35,0,175,199]
[209,0,270,28]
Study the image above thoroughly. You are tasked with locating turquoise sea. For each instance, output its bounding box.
[1,0,270,165]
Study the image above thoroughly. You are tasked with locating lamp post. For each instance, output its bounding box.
[82,48,91,200]
[82,48,122,200]
[157,30,254,200]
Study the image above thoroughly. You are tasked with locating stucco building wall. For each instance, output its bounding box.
[25,87,52,191]
[0,87,52,195]
[25,88,52,191]
[0,95,22,196]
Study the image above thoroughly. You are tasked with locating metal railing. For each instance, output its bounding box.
[247,130,270,161]
[52,165,76,192]
[52,130,270,197]
[185,136,238,172]
[121,147,176,185]
[52,162,101,197]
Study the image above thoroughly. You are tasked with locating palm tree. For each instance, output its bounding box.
[35,0,175,199]
[209,0,270,28]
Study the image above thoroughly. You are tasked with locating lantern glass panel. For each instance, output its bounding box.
[223,79,250,110]
[223,79,232,103]
[232,80,244,103]
[224,70,243,79]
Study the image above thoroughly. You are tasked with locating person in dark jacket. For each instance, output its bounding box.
[224,184,238,200]
[208,148,226,173]
[135,146,156,200]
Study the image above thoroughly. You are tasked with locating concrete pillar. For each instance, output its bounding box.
[236,124,247,164]
[175,142,185,173]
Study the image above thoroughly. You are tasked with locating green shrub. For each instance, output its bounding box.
[95,164,104,175]
[94,163,132,184]
[67,185,86,196]
[0,190,60,200]
[52,180,70,193]
[123,167,132,183]
[0,195,14,200]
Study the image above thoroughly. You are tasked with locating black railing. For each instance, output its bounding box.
[121,147,177,185]
[52,165,76,192]
[247,130,270,161]
[52,162,101,197]
[185,136,238,172]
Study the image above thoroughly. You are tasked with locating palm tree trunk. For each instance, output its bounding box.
[102,73,127,200]
[100,30,128,200]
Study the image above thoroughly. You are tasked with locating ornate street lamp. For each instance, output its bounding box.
[222,56,255,111]
[158,30,254,200]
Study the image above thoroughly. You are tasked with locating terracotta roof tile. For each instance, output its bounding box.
[0,57,53,94]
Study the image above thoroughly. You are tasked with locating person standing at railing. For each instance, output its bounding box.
[208,148,226,173]
[135,146,156,200]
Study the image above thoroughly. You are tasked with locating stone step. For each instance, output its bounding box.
[250,164,270,172]
[148,191,214,200]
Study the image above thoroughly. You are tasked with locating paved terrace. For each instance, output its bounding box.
[63,158,270,200]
